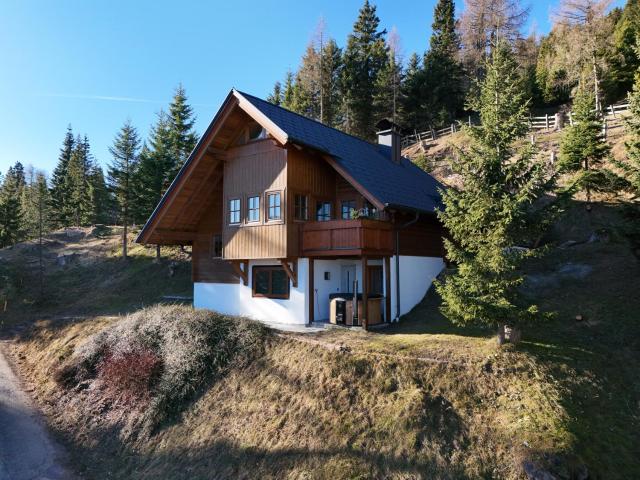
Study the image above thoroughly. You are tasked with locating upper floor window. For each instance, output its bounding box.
[316,201,332,221]
[248,123,267,141]
[212,234,223,258]
[341,200,356,220]
[267,192,281,221]
[248,196,260,223]
[363,200,379,219]
[229,198,241,224]
[294,194,308,221]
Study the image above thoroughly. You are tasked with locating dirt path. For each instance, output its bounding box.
[0,341,75,480]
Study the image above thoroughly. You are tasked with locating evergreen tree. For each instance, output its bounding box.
[320,38,344,127]
[618,39,640,196]
[66,135,94,226]
[423,0,465,126]
[282,71,296,110]
[0,163,24,247]
[50,126,75,227]
[559,85,616,204]
[108,120,140,259]
[167,84,199,182]
[373,30,403,123]
[341,0,388,139]
[87,165,111,225]
[435,41,554,344]
[399,53,428,132]
[20,168,51,241]
[266,81,283,105]
[132,110,173,223]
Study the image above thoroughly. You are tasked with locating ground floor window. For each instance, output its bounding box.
[252,266,290,299]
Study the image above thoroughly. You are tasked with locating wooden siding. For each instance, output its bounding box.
[397,215,445,257]
[301,219,393,257]
[223,139,288,259]
[192,237,238,283]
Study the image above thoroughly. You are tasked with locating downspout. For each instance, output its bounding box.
[393,211,420,321]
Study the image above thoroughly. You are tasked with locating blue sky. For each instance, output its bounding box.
[0,0,625,176]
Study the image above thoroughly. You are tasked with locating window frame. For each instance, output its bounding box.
[293,193,309,221]
[316,200,332,222]
[228,198,241,225]
[247,194,261,224]
[211,234,223,258]
[341,199,357,220]
[252,265,290,299]
[266,191,282,222]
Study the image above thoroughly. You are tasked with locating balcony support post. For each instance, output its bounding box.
[384,256,391,323]
[361,255,368,331]
[308,257,314,325]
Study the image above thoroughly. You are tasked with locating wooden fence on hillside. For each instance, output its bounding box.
[401,102,631,149]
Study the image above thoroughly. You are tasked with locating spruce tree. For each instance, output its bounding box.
[0,163,24,247]
[435,41,554,344]
[67,135,94,226]
[167,85,199,182]
[267,81,283,105]
[423,0,464,126]
[373,36,403,123]
[618,39,640,196]
[87,165,111,225]
[108,120,140,259]
[320,38,343,127]
[341,0,388,139]
[559,85,615,205]
[399,53,427,131]
[282,71,296,110]
[50,126,74,227]
[20,168,51,241]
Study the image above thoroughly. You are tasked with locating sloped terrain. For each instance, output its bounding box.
[2,201,639,479]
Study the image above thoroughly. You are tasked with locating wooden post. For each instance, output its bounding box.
[545,114,549,130]
[610,104,615,118]
[308,258,314,325]
[602,118,608,139]
[468,115,472,126]
[384,256,391,323]
[361,256,368,330]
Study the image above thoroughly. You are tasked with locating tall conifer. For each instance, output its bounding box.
[436,41,554,343]
[50,126,74,227]
[167,85,198,182]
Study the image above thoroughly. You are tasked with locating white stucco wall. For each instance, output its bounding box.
[389,255,445,318]
[194,259,308,325]
[194,255,444,325]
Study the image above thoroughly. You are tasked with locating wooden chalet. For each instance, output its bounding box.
[136,89,445,328]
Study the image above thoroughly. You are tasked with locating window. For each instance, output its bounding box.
[341,200,356,220]
[247,196,260,223]
[248,123,267,141]
[229,198,241,224]
[252,266,290,299]
[294,194,308,221]
[267,192,281,221]
[212,234,223,258]
[316,201,332,221]
[363,200,378,219]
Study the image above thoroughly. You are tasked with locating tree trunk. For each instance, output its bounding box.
[122,222,128,259]
[497,324,506,346]
[155,244,161,262]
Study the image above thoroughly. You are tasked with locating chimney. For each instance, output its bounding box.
[375,119,402,163]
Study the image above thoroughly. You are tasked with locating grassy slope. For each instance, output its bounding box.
[3,203,639,479]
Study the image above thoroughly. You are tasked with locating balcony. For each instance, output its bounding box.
[300,219,393,257]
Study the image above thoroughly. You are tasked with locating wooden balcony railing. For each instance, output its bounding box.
[300,219,393,257]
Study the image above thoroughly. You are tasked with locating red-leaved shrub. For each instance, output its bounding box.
[97,348,162,405]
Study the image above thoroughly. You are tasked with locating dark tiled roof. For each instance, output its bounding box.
[237,90,444,213]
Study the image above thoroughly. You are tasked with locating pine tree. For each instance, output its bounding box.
[20,168,51,241]
[267,81,283,105]
[87,165,111,225]
[50,126,74,227]
[167,84,199,182]
[67,135,95,226]
[0,163,24,247]
[423,0,464,126]
[435,41,554,344]
[399,53,428,131]
[341,0,388,139]
[108,120,140,259]
[320,38,343,127]
[559,85,616,204]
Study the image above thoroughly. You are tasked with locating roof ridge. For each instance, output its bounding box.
[235,89,384,151]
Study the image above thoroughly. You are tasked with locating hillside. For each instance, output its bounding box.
[1,201,639,479]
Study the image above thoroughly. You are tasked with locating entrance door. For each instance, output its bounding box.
[368,265,384,295]
[341,265,357,294]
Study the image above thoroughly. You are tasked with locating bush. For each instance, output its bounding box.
[98,347,162,405]
[55,304,270,431]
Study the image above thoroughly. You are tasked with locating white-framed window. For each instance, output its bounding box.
[267,192,281,221]
[247,196,260,223]
[229,198,241,224]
